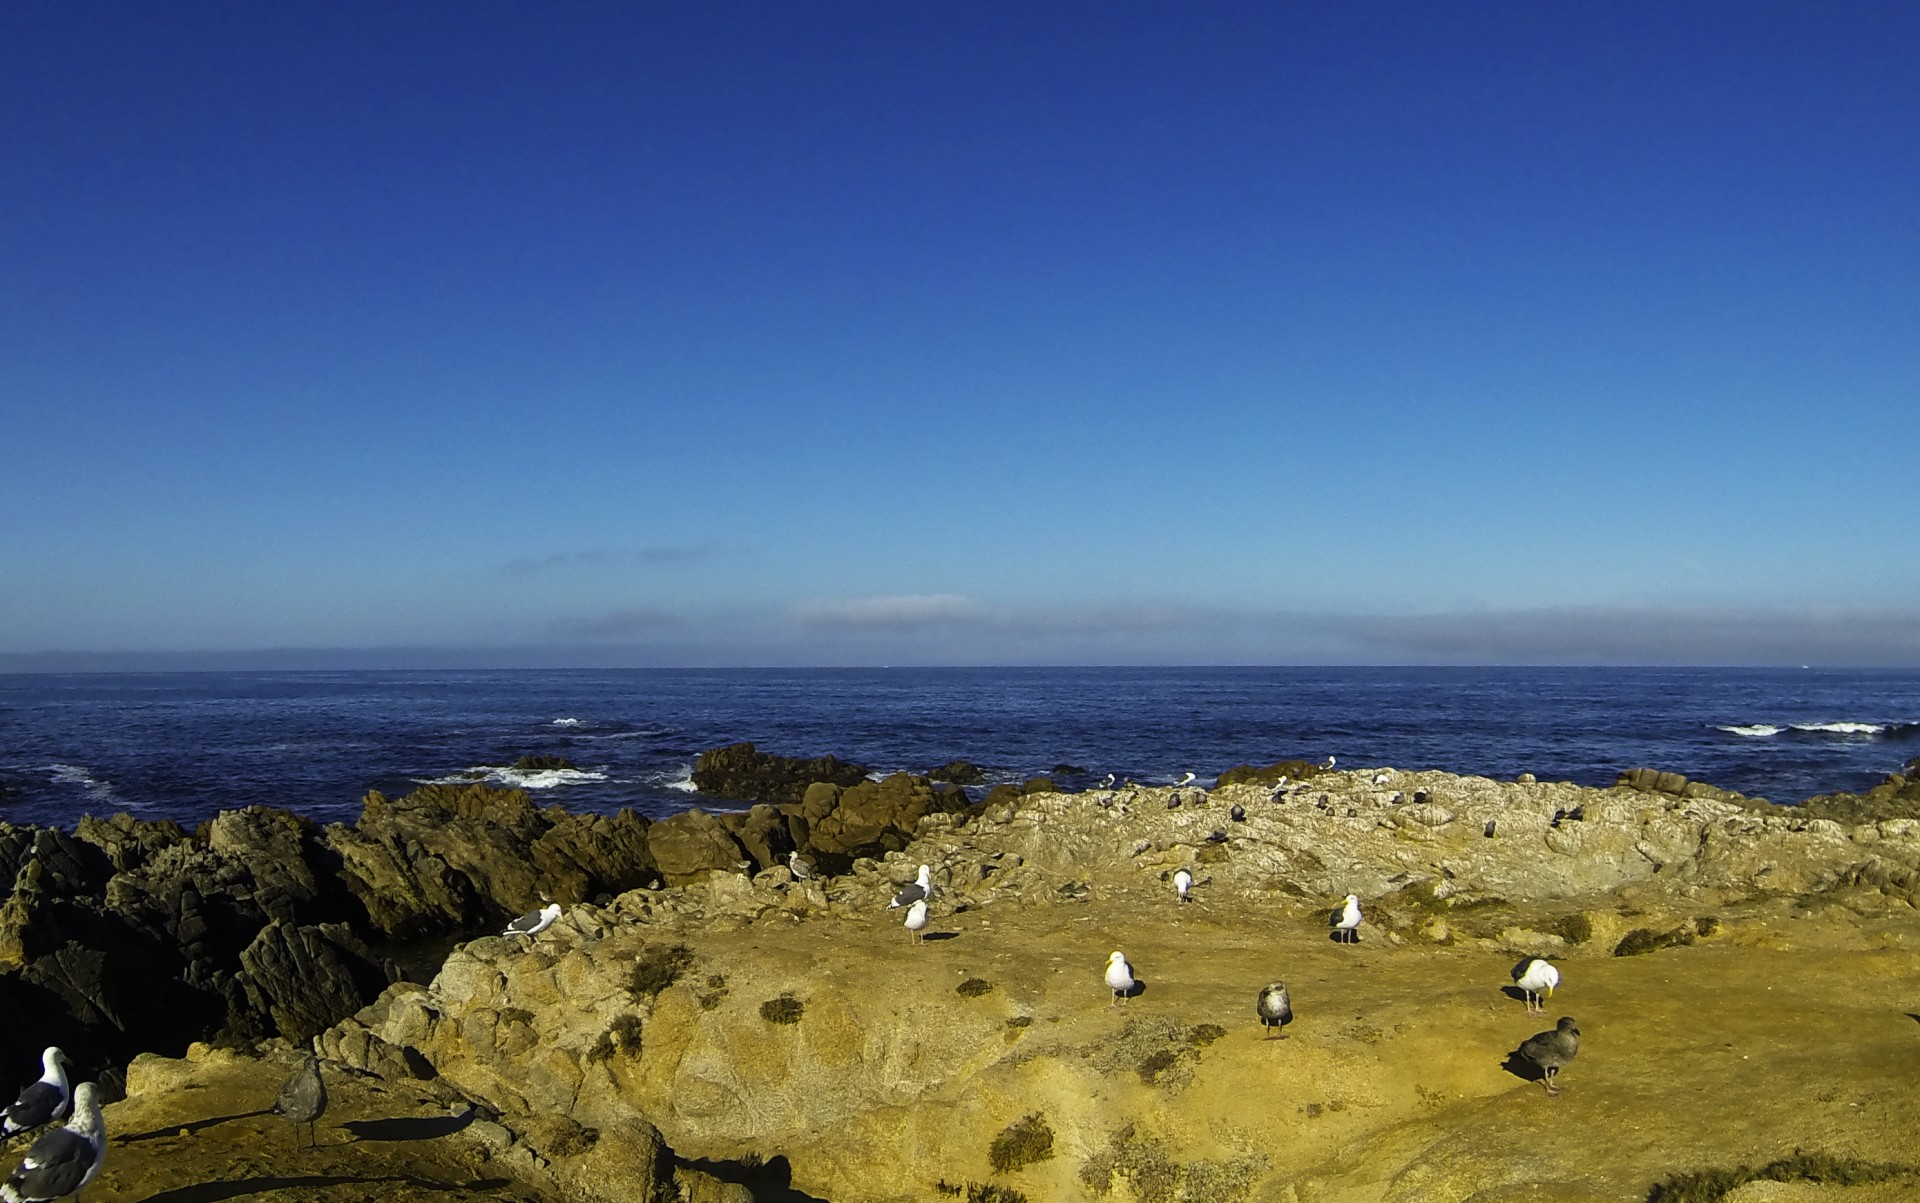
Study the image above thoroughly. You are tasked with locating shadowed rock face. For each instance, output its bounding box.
[690,742,870,806]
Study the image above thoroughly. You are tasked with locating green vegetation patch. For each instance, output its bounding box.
[935,1181,1028,1203]
[695,973,730,1011]
[957,977,994,998]
[988,1113,1055,1175]
[1079,1124,1266,1203]
[628,943,695,999]
[1647,1150,1920,1202]
[1614,924,1698,957]
[1552,912,1595,945]
[586,1013,645,1064]
[760,993,805,1024]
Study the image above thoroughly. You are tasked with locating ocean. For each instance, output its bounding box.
[2,666,1918,831]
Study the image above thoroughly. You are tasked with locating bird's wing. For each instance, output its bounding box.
[4,1081,61,1130]
[8,1127,95,1198]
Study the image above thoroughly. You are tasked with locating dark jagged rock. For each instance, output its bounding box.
[717,804,793,875]
[691,742,870,806]
[981,777,1059,810]
[236,920,390,1042]
[793,773,973,861]
[1799,768,1920,823]
[512,754,576,772]
[927,760,986,785]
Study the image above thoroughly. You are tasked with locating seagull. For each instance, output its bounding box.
[1517,1016,1580,1097]
[1321,756,1336,770]
[1098,774,1116,789]
[1483,819,1497,839]
[1172,869,1193,902]
[1105,951,1136,1005]
[1174,772,1196,788]
[3,1049,72,1137]
[889,865,933,909]
[1256,982,1294,1039]
[787,850,815,880]
[1331,894,1362,944]
[275,1052,328,1149]
[1512,958,1561,1015]
[1229,804,1246,822]
[1,1081,103,1203]
[1372,771,1392,785]
[501,901,561,939]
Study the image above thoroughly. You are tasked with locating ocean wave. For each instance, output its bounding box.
[573,728,668,742]
[551,717,583,727]
[46,763,125,805]
[413,765,609,790]
[1719,724,1784,738]
[658,763,697,792]
[1716,720,1916,740]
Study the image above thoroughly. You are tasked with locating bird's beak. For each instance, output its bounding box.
[1545,984,1554,997]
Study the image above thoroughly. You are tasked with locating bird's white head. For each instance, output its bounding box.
[917,864,931,886]
[1108,950,1127,964]
[1346,893,1359,905]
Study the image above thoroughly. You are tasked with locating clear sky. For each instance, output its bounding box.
[4,2,1917,668]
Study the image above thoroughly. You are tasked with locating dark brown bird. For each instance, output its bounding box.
[1255,982,1293,1039]
[275,1052,328,1149]
[1517,1016,1579,1097]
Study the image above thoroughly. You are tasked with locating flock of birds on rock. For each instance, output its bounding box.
[0,1043,332,1203]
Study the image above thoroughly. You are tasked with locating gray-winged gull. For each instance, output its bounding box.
[1256,982,1294,1038]
[889,864,932,909]
[1512,958,1561,1015]
[1517,1016,1580,1096]
[275,1051,328,1149]
[0,1081,103,1203]
[788,850,815,880]
[1105,951,1135,1005]
[501,901,561,938]
[1331,894,1362,944]
[3,1050,71,1137]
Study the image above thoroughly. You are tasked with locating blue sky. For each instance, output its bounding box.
[4,2,1917,667]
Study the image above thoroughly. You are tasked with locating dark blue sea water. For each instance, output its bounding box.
[2,667,1918,830]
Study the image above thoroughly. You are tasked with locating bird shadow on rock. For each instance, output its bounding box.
[1499,986,1531,1005]
[681,1155,830,1203]
[923,931,960,942]
[1500,1050,1547,1084]
[117,1110,273,1145]
[1122,978,1148,1000]
[1327,931,1361,944]
[136,1174,513,1203]
[1905,1013,1920,1025]
[342,1111,476,1142]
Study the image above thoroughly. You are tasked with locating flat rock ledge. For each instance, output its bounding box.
[310,768,1920,1202]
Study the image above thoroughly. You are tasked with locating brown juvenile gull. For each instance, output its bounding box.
[1,1082,103,1203]
[3,1049,71,1137]
[1256,982,1294,1039]
[275,1052,328,1149]
[1517,1016,1580,1097]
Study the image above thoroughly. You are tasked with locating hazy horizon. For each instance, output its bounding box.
[7,5,1917,666]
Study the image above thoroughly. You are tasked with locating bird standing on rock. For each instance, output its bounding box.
[787,850,815,881]
[1331,894,1362,944]
[501,901,561,939]
[1105,951,1136,1005]
[1256,982,1294,1038]
[1172,869,1193,902]
[889,865,933,909]
[275,1052,328,1149]
[1511,958,1560,1014]
[3,1049,71,1138]
[1175,772,1196,788]
[1,1081,104,1203]
[1517,1017,1580,1096]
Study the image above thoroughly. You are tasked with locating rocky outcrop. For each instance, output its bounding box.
[690,742,870,805]
[648,811,751,884]
[792,772,971,861]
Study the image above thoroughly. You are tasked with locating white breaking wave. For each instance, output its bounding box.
[659,763,697,792]
[1719,724,1784,737]
[1791,721,1884,735]
[551,717,583,727]
[46,763,124,805]
[414,765,608,790]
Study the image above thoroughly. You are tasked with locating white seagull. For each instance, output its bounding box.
[1321,755,1337,770]
[1098,774,1116,789]
[787,850,815,880]
[1371,771,1392,785]
[1174,772,1196,787]
[889,864,933,909]
[1512,958,1561,1015]
[1105,951,1136,1005]
[903,899,929,944]
[1,1081,104,1203]
[501,901,561,939]
[3,1049,71,1137]
[1172,869,1193,903]
[1331,894,1363,944]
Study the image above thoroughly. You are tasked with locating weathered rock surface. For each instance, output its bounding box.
[691,742,870,805]
[316,767,1920,1202]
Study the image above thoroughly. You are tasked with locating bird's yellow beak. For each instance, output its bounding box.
[1545,984,1554,997]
